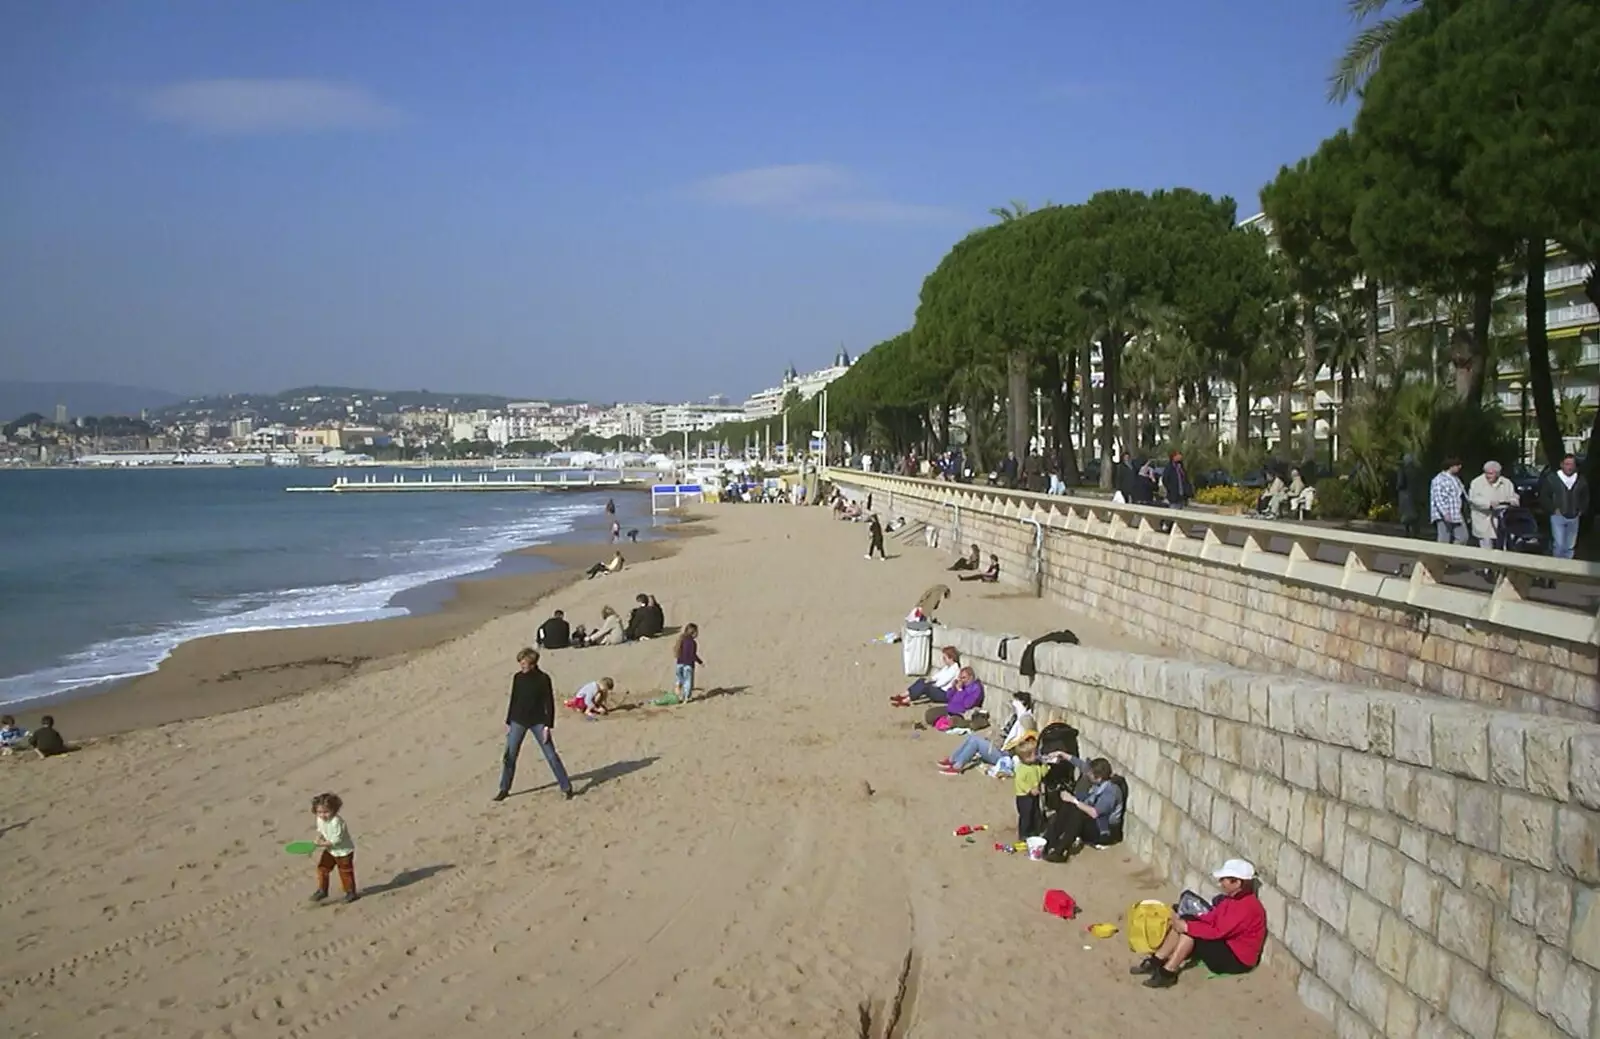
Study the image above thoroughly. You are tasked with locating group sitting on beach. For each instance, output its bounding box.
[1,714,66,759]
[625,594,665,639]
[891,627,1266,990]
[958,554,1000,583]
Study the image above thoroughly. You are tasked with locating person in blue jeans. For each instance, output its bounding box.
[674,623,703,702]
[494,647,572,802]
[936,693,1036,775]
[1541,454,1589,560]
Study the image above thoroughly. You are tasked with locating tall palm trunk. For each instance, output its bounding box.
[1006,349,1031,466]
[1300,302,1319,460]
[1454,275,1494,405]
[1235,360,1252,449]
[1045,350,1079,484]
[1079,342,1094,470]
[1098,335,1122,489]
[1524,238,1563,467]
[1365,282,1381,395]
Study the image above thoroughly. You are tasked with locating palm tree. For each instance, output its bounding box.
[989,199,1056,223]
[1328,0,1419,102]
[1077,272,1163,488]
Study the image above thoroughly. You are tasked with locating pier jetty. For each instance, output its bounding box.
[286,470,641,493]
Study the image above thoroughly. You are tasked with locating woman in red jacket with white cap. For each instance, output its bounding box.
[1131,858,1267,988]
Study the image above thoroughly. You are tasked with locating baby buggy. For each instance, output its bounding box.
[1492,507,1544,555]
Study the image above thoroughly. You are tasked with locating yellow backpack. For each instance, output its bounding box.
[1126,900,1173,954]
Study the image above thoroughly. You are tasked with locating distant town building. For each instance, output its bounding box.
[54,403,67,425]
[742,349,854,418]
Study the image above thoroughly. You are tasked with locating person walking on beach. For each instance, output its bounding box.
[309,792,359,903]
[605,498,616,516]
[494,648,573,802]
[865,514,887,560]
[673,623,703,703]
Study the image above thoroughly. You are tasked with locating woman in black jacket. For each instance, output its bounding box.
[494,648,573,802]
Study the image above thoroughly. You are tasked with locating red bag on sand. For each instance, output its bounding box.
[1043,890,1078,919]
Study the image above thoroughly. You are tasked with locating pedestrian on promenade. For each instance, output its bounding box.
[1429,458,1468,544]
[1541,454,1589,560]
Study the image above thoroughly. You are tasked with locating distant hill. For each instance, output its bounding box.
[0,381,184,423]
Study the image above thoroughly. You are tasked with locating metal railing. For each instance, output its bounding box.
[825,469,1600,647]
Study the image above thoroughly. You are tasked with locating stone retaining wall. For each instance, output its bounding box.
[933,625,1600,1039]
[833,476,1598,722]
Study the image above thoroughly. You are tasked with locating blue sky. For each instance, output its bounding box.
[0,1,1358,404]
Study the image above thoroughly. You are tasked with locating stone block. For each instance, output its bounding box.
[1535,943,1595,1039]
[1299,970,1340,1021]
[1428,834,1467,887]
[1572,735,1600,812]
[1370,700,1397,758]
[1276,841,1306,899]
[1344,752,1388,810]
[1434,712,1491,781]
[1385,762,1419,817]
[1328,690,1374,750]
[1349,891,1383,958]
[1284,901,1320,964]
[1491,793,1554,870]
[1326,802,1350,868]
[1464,851,1512,907]
[1395,698,1435,767]
[1416,771,1459,836]
[1489,714,1531,790]
[1369,810,1402,848]
[1338,1002,1378,1039]
[1367,841,1406,907]
[1317,741,1344,795]
[1377,910,1417,981]
[1491,913,1542,1005]
[1447,960,1504,1039]
[1509,869,1574,949]
[1296,684,1331,741]
[1437,886,1494,971]
[1303,795,1328,858]
[1386,984,1423,1039]
[1573,886,1600,972]
[1408,937,1454,1010]
[1317,925,1358,1001]
[1400,824,1430,863]
[1352,954,1392,1026]
[1456,783,1502,854]
[1285,737,1319,790]
[1554,806,1600,885]
[1402,860,1443,934]
[1344,834,1373,889]
[1524,725,1572,802]
[1269,683,1297,733]
[1305,861,1353,930]
[1494,998,1565,1039]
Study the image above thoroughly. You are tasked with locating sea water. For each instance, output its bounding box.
[0,467,621,707]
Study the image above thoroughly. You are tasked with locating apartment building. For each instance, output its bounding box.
[742,350,854,419]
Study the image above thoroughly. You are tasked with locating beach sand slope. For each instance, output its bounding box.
[0,506,1328,1038]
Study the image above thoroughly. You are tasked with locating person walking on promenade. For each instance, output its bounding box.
[1429,458,1468,545]
[1466,461,1518,549]
[1541,454,1589,560]
[494,648,572,803]
[866,514,887,560]
[1162,452,1193,509]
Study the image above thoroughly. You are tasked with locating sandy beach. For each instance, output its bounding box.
[0,505,1328,1038]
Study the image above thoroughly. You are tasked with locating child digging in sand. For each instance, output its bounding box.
[569,677,615,717]
[673,623,703,702]
[310,792,359,904]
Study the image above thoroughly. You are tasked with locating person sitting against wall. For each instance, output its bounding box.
[1039,756,1125,860]
[918,665,985,724]
[1130,858,1267,989]
[948,544,981,571]
[891,646,961,707]
[625,594,664,640]
[959,554,1000,583]
[935,692,1036,774]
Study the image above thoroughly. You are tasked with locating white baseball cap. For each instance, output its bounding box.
[1214,858,1256,881]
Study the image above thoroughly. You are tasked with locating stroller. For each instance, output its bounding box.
[1493,506,1544,554]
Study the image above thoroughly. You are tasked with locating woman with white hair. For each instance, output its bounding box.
[1467,461,1520,548]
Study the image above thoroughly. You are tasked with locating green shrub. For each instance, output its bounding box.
[1313,478,1366,521]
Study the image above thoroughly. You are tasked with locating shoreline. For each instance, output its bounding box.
[26,522,697,741]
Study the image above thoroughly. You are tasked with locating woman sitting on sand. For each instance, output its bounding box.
[922,666,984,724]
[958,554,1000,583]
[585,606,626,646]
[890,646,961,706]
[586,552,625,580]
[949,544,981,571]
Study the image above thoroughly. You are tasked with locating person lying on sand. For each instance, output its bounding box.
[959,555,1000,583]
[586,552,624,579]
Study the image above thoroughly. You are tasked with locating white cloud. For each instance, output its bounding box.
[689,163,955,223]
[138,79,402,134]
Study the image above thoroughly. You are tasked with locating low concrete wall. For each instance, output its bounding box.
[829,471,1599,722]
[934,625,1600,1039]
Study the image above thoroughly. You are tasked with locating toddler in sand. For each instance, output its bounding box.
[1010,737,1048,842]
[0,715,26,752]
[309,792,359,904]
[569,677,615,717]
[673,623,703,702]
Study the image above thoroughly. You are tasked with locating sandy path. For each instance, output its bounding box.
[0,505,1328,1038]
